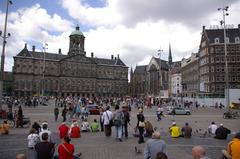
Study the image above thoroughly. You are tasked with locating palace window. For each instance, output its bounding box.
[215,38,220,43]
[235,37,240,43]
[225,37,229,43]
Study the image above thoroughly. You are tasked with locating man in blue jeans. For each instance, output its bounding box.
[113,105,124,142]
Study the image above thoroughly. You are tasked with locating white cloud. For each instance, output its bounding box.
[0,4,73,71]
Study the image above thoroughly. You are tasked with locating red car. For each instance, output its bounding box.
[87,104,100,115]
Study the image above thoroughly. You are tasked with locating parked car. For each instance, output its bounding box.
[86,104,100,115]
[168,107,191,115]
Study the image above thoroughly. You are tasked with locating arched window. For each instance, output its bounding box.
[235,37,240,43]
[214,37,220,43]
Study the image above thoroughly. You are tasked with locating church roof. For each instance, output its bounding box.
[153,57,169,70]
[134,65,147,74]
[93,58,126,67]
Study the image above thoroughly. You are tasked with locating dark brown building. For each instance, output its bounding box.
[199,25,240,97]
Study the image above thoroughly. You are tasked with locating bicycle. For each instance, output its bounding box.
[223,111,240,119]
[0,110,15,128]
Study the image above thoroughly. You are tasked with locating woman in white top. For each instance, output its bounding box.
[81,118,90,132]
[27,128,40,149]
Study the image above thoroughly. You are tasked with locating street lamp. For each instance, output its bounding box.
[42,43,48,97]
[218,6,229,109]
[0,0,12,100]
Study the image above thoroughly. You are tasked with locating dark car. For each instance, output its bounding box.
[87,104,100,115]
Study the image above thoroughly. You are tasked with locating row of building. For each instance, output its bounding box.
[130,24,240,99]
[2,24,240,98]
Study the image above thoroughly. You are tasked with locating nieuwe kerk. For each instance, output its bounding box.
[12,26,128,97]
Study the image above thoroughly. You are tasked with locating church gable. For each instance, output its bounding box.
[60,54,96,64]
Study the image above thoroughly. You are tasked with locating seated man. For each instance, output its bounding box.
[181,123,192,138]
[90,119,100,132]
[144,131,166,159]
[192,145,210,159]
[208,122,218,135]
[214,124,231,140]
[169,122,181,138]
[0,120,10,135]
[225,132,240,159]
[35,133,55,159]
[81,118,90,132]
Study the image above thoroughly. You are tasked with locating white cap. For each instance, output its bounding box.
[220,123,223,126]
[172,122,176,125]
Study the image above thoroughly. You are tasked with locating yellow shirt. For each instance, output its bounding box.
[228,138,240,159]
[169,126,181,138]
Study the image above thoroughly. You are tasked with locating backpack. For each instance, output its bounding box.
[113,111,123,126]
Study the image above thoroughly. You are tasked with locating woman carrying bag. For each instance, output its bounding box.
[57,136,81,159]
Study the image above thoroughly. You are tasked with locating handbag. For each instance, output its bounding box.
[138,121,145,128]
[61,144,81,159]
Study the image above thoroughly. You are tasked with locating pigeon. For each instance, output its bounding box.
[135,146,142,154]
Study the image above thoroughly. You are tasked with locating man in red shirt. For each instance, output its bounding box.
[58,122,69,139]
[70,122,81,138]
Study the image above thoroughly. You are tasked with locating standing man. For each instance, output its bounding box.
[122,106,130,139]
[112,105,124,142]
[62,106,68,122]
[101,106,113,137]
[54,107,59,122]
[17,106,23,128]
[34,133,55,159]
[144,131,166,159]
[137,108,145,144]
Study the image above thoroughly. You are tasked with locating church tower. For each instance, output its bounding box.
[68,25,86,56]
[168,43,173,67]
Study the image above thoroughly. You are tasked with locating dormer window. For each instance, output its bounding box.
[225,37,229,43]
[214,38,220,43]
[235,37,240,43]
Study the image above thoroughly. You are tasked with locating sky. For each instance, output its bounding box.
[0,0,240,72]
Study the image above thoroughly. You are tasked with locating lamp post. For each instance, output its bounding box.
[0,0,12,100]
[41,43,48,97]
[218,6,229,109]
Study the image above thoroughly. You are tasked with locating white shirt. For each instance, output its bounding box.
[81,122,90,131]
[39,129,52,142]
[208,124,218,134]
[27,133,39,148]
[102,110,113,125]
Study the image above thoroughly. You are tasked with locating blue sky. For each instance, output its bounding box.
[0,0,240,71]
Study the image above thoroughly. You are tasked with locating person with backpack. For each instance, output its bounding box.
[113,105,124,141]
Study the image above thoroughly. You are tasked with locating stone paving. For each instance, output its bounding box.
[0,100,239,159]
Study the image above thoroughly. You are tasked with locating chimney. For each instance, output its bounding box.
[58,48,62,54]
[117,54,119,59]
[91,52,94,58]
[114,57,117,60]
[202,25,205,30]
[32,45,35,52]
[111,55,114,60]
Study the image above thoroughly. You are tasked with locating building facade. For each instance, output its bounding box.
[13,26,128,97]
[131,45,180,97]
[169,60,182,98]
[198,25,240,97]
[181,53,199,98]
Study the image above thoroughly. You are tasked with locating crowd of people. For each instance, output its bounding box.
[0,96,238,159]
